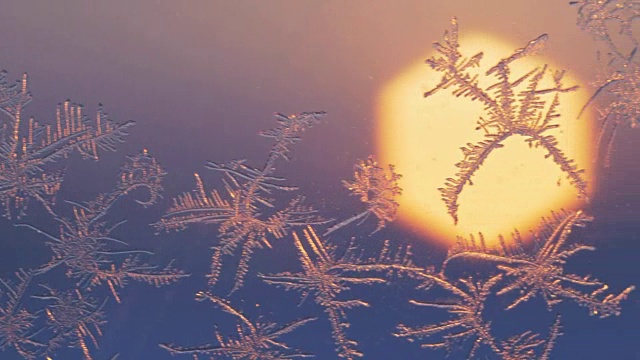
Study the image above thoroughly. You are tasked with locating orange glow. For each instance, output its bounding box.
[376,32,595,247]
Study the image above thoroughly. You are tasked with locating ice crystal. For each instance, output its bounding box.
[570,0,640,42]
[261,226,416,359]
[425,18,586,223]
[395,272,503,358]
[324,156,402,236]
[394,208,632,358]
[0,72,133,218]
[571,1,640,165]
[0,270,43,359]
[160,292,315,359]
[33,286,106,360]
[395,270,562,359]
[18,151,187,303]
[443,209,635,316]
[0,12,636,359]
[155,112,328,293]
[499,316,562,360]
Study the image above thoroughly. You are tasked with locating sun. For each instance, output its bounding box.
[376,31,595,247]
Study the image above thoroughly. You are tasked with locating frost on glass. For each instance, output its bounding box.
[33,286,107,360]
[0,271,113,360]
[261,226,416,359]
[0,151,188,360]
[394,209,631,359]
[155,112,328,294]
[571,0,640,165]
[0,72,133,219]
[0,270,42,359]
[443,209,634,316]
[18,151,187,304]
[0,8,637,360]
[160,293,315,359]
[0,68,189,359]
[397,274,512,359]
[324,156,402,236]
[425,18,587,223]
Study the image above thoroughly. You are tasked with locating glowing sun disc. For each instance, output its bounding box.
[376,31,595,247]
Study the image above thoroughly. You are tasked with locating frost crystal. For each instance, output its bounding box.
[156,112,328,293]
[444,209,634,316]
[571,0,640,165]
[425,18,586,223]
[18,151,187,303]
[261,226,416,359]
[325,156,402,236]
[0,270,43,359]
[0,72,132,218]
[160,293,315,359]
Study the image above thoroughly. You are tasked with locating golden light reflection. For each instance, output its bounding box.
[376,32,595,247]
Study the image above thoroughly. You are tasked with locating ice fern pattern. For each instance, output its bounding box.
[395,272,505,358]
[395,271,562,359]
[571,0,640,166]
[260,226,416,359]
[18,151,187,303]
[0,72,133,219]
[0,272,114,360]
[33,286,106,360]
[392,208,633,358]
[443,209,634,316]
[1,9,638,359]
[570,0,640,41]
[160,292,315,359]
[425,18,587,223]
[0,270,43,359]
[0,152,187,360]
[324,156,402,236]
[155,112,328,294]
[0,69,187,359]
[499,317,562,360]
